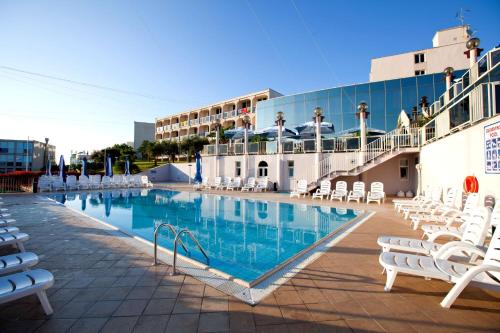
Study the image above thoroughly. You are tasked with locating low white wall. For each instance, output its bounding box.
[139,162,196,182]
[420,115,500,200]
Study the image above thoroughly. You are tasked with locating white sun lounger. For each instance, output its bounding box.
[89,175,102,189]
[408,188,460,227]
[227,177,242,191]
[212,177,222,190]
[312,180,331,200]
[0,232,29,252]
[217,177,231,190]
[392,185,431,208]
[379,226,500,308]
[0,252,39,275]
[347,181,365,203]
[241,177,256,192]
[366,182,385,204]
[65,175,78,190]
[37,176,52,192]
[255,177,269,192]
[377,207,491,256]
[0,226,19,234]
[400,187,444,216]
[330,181,348,202]
[0,269,55,315]
[290,179,308,198]
[78,175,91,190]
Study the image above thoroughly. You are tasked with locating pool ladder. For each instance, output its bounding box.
[153,223,209,276]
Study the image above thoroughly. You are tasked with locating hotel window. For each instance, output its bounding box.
[399,159,409,180]
[258,161,268,177]
[414,53,425,64]
[288,160,294,177]
[415,70,425,76]
[235,161,241,176]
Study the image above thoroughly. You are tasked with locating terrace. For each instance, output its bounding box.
[0,187,498,332]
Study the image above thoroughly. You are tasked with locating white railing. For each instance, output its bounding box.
[163,125,171,131]
[201,116,210,124]
[171,123,179,130]
[189,119,199,126]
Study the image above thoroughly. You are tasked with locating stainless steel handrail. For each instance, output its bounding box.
[153,223,189,265]
[170,229,209,276]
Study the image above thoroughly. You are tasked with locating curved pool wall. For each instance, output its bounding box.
[48,189,367,285]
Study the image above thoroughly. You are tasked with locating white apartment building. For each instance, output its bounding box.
[370,25,472,81]
[155,89,282,142]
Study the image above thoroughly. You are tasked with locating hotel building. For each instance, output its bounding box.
[0,139,56,174]
[155,89,282,141]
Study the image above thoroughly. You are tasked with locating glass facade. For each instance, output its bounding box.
[0,140,34,174]
[255,71,465,132]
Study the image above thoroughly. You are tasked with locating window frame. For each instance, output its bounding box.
[399,158,409,181]
[287,160,294,177]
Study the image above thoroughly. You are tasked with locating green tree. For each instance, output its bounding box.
[164,140,179,163]
[151,141,165,166]
[138,140,153,161]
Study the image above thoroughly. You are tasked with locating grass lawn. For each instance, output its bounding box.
[135,161,166,171]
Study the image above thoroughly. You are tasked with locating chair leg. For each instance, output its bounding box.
[384,269,397,292]
[37,291,53,315]
[17,242,25,252]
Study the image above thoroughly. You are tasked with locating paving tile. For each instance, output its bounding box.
[229,312,256,332]
[201,296,229,312]
[127,286,157,299]
[100,286,132,300]
[305,302,341,322]
[274,290,303,306]
[113,299,149,316]
[179,283,205,297]
[84,300,122,317]
[198,312,229,333]
[67,317,108,333]
[153,285,181,298]
[143,298,176,315]
[35,318,76,333]
[100,316,139,333]
[132,315,169,333]
[279,304,313,323]
[53,301,95,319]
[172,297,203,314]
[165,313,199,333]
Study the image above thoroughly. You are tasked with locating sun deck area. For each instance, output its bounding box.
[1,186,499,333]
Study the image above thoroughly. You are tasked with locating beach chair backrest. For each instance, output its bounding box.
[483,226,500,280]
[297,179,307,191]
[353,181,365,195]
[233,177,241,187]
[214,177,222,186]
[79,175,89,183]
[258,177,268,186]
[66,175,77,184]
[320,180,331,193]
[202,177,209,185]
[224,177,231,185]
[90,175,101,184]
[431,186,442,202]
[102,176,111,184]
[461,207,491,246]
[443,188,459,207]
[141,176,150,184]
[463,193,480,214]
[371,182,384,194]
[247,177,256,186]
[491,200,500,228]
[336,181,347,193]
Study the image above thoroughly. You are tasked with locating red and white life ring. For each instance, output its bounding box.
[463,176,479,193]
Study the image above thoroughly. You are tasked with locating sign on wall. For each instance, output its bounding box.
[485,120,500,174]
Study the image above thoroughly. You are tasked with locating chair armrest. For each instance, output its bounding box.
[427,230,462,242]
[434,241,487,260]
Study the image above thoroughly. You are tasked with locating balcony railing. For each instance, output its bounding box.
[201,116,210,124]
[189,119,199,126]
[171,123,180,130]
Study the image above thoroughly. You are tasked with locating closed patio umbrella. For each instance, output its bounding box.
[81,157,89,177]
[124,156,130,176]
[58,155,66,182]
[105,155,113,177]
[194,152,202,183]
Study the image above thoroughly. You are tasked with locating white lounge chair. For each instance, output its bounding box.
[65,175,78,190]
[255,177,269,192]
[290,179,308,198]
[0,226,19,234]
[366,182,385,204]
[78,175,91,190]
[0,252,39,275]
[0,232,29,252]
[408,188,459,226]
[0,269,55,315]
[37,176,52,192]
[217,177,231,190]
[141,176,153,188]
[51,177,65,191]
[392,185,431,209]
[400,187,443,216]
[241,177,256,192]
[312,180,331,200]
[379,226,500,308]
[89,175,102,189]
[377,206,491,256]
[347,181,365,203]
[330,181,348,202]
[227,177,242,191]
[101,176,112,189]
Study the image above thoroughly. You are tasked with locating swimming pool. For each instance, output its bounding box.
[48,189,367,286]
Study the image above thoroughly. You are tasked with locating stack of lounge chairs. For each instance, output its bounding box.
[193,176,268,192]
[377,188,500,308]
[0,200,55,315]
[38,174,154,192]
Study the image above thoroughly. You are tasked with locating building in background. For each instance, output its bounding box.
[369,25,471,82]
[0,139,56,174]
[155,89,282,142]
[69,150,90,166]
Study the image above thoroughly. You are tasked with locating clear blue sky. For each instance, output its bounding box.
[0,0,499,160]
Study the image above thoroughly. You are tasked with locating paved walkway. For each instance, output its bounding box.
[0,191,498,333]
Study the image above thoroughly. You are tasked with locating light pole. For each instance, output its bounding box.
[214,119,221,156]
[313,107,324,153]
[465,37,481,68]
[356,102,369,152]
[43,137,49,171]
[188,164,192,184]
[242,115,251,155]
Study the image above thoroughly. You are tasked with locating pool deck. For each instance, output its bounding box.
[0,186,499,333]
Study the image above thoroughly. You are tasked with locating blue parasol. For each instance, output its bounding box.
[80,193,87,211]
[194,152,202,183]
[81,157,89,177]
[105,155,113,177]
[255,126,297,139]
[104,191,112,217]
[58,155,66,182]
[295,121,335,138]
[46,157,52,176]
[124,156,130,176]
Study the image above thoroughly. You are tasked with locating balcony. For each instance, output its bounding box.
[171,123,180,130]
[189,119,199,126]
[180,120,188,127]
[201,116,210,124]
[223,110,237,119]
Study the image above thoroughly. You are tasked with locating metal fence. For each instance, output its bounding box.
[0,177,35,193]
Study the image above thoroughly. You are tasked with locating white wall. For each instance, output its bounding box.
[139,162,195,182]
[420,115,500,200]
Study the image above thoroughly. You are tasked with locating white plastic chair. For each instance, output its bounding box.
[330,181,348,202]
[347,181,365,203]
[290,179,308,198]
[255,177,269,192]
[241,177,256,192]
[312,180,331,200]
[366,182,385,204]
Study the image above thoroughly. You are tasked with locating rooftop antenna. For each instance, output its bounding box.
[456,8,470,26]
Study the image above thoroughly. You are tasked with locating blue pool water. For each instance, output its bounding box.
[48,189,364,283]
